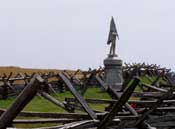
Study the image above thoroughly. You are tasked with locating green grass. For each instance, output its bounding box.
[0,76,163,128]
[0,88,110,128]
[0,89,110,111]
[0,97,15,109]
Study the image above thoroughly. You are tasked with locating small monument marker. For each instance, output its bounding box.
[104,17,123,91]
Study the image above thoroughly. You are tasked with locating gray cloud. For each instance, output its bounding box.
[0,0,174,70]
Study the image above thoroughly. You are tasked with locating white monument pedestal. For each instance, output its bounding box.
[104,55,123,91]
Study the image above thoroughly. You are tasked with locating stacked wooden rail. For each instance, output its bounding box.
[0,63,175,129]
[0,63,171,99]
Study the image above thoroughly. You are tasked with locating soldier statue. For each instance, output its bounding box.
[107,17,119,57]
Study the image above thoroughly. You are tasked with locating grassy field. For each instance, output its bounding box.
[0,88,110,110]
[0,67,165,128]
[0,88,110,128]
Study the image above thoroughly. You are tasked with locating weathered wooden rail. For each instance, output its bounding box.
[0,63,175,128]
[0,63,172,99]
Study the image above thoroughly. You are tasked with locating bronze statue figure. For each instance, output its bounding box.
[107,17,119,57]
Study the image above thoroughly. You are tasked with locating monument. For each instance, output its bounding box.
[104,17,123,91]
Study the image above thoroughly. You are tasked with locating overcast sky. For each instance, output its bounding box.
[0,0,174,70]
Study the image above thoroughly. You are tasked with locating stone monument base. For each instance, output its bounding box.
[104,55,123,91]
